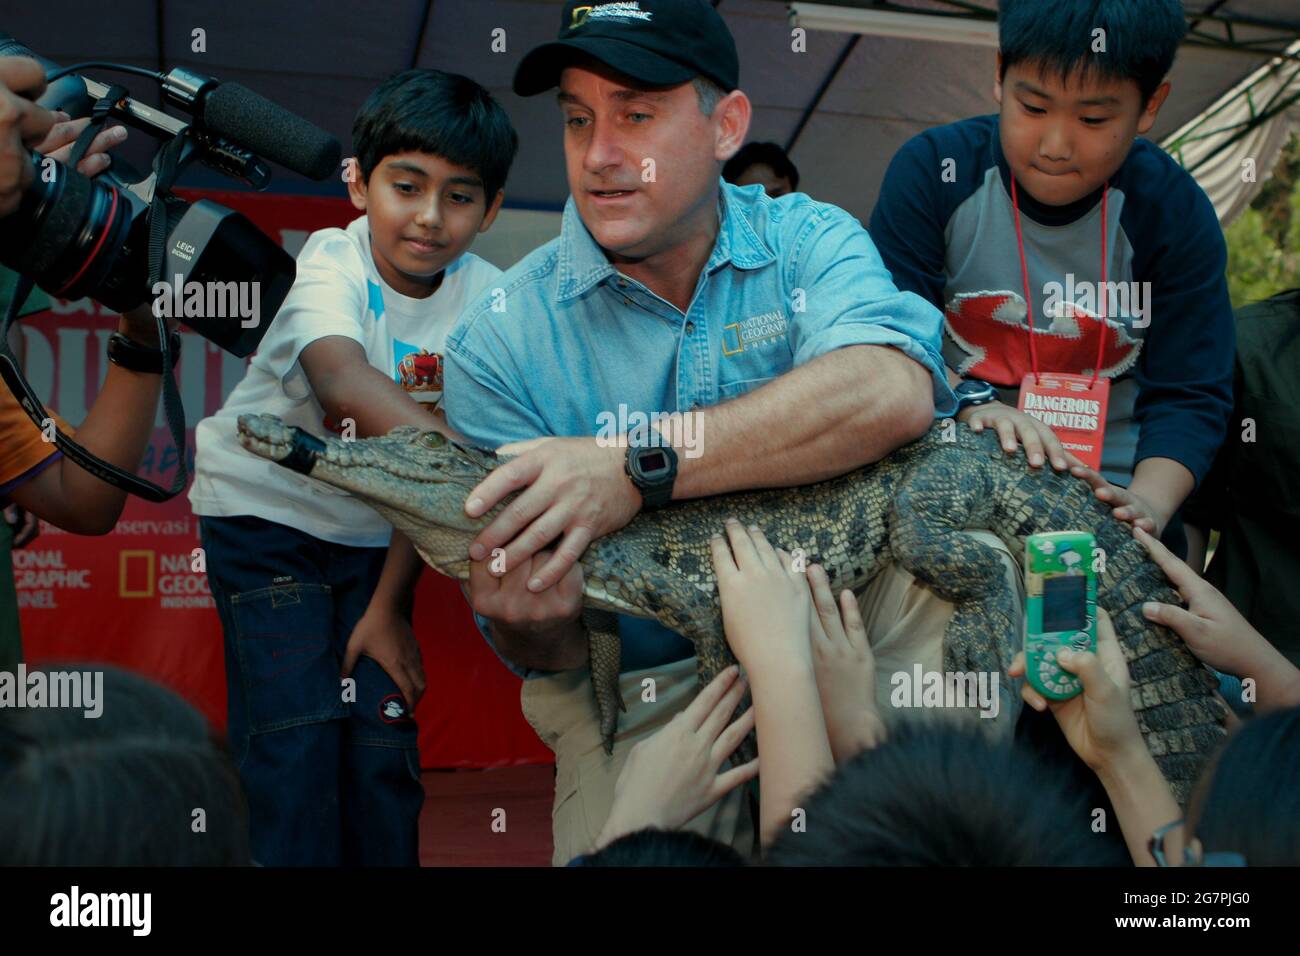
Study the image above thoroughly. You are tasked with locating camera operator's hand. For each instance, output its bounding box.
[33,112,128,178]
[0,56,60,216]
[118,303,177,347]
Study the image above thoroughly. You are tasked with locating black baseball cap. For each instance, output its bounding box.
[513,0,739,97]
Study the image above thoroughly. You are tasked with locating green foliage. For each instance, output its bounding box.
[1224,132,1300,308]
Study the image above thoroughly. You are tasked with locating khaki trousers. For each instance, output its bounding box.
[521,530,1024,866]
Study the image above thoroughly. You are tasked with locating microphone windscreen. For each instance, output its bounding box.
[202,83,340,181]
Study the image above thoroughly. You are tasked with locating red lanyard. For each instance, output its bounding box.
[1010,177,1109,387]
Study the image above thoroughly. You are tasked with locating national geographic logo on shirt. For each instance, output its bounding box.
[722,310,789,356]
[570,3,654,30]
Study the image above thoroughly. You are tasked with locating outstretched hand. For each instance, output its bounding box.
[1070,464,1163,535]
[805,564,884,762]
[595,665,759,849]
[710,519,812,675]
[1134,526,1300,711]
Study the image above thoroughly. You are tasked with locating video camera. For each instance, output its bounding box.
[0,32,341,356]
[0,33,342,501]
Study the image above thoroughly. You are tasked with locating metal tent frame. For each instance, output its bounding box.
[778,0,1300,164]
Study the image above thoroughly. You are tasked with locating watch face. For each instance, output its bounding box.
[637,449,669,476]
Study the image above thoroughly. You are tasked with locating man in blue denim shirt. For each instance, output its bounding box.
[441,0,965,864]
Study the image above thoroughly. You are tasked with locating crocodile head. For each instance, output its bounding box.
[236,413,500,577]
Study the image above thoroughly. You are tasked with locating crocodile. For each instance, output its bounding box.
[237,413,1227,801]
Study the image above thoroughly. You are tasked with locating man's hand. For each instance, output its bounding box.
[1008,609,1144,772]
[3,505,39,548]
[594,665,758,850]
[805,564,884,763]
[465,436,641,592]
[32,112,128,178]
[466,546,588,671]
[709,519,812,675]
[0,56,59,216]
[341,603,426,713]
[118,303,176,348]
[959,400,1075,470]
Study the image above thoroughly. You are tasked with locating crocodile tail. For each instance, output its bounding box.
[582,609,624,755]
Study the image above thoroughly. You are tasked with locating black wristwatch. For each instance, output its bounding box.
[954,378,998,412]
[107,330,182,374]
[624,444,678,510]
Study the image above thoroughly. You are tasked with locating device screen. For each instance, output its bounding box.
[640,450,667,472]
[1041,575,1087,632]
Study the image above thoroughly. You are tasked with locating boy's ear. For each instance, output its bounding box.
[478,189,505,233]
[1136,82,1172,136]
[993,51,1004,104]
[345,158,368,211]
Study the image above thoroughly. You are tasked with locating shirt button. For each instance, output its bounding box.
[685,321,695,334]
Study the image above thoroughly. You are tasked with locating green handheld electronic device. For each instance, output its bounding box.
[1024,531,1097,700]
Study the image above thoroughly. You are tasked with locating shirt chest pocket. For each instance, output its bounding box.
[717,314,795,401]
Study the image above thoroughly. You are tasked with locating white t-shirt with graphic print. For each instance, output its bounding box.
[189,214,501,547]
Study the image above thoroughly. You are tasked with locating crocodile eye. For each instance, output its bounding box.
[421,431,445,448]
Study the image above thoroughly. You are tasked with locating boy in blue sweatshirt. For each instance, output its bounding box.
[869,0,1233,545]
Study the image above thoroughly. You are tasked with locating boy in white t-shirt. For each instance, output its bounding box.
[189,69,517,866]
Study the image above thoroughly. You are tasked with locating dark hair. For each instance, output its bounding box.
[0,664,251,866]
[576,828,746,866]
[1188,706,1300,866]
[767,720,1130,866]
[722,141,800,191]
[998,0,1186,105]
[352,69,519,200]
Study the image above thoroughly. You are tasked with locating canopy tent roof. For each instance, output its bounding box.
[7,0,1300,223]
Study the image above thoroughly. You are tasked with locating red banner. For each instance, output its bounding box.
[15,188,551,769]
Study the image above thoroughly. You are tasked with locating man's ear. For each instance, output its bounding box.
[1136,81,1172,136]
[345,158,368,211]
[994,51,1004,105]
[478,189,505,233]
[714,90,753,163]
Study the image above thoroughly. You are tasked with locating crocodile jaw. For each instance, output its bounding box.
[235,413,487,551]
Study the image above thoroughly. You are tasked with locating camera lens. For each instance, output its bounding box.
[0,153,137,311]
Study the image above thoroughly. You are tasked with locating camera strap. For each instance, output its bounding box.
[0,109,193,503]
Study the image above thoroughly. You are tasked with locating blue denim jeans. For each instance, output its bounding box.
[201,515,424,866]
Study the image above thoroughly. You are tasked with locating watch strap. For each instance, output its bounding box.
[107,331,182,374]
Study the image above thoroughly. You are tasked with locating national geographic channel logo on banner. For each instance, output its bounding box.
[119,550,213,609]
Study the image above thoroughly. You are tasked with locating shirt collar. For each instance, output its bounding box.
[554,180,776,303]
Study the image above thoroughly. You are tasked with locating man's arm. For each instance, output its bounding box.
[9,307,164,534]
[469,343,934,591]
[466,200,953,589]
[667,344,933,497]
[445,339,928,669]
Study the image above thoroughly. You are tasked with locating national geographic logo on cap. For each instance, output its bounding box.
[570,3,655,31]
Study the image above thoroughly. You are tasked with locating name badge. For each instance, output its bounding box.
[1017,372,1110,471]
